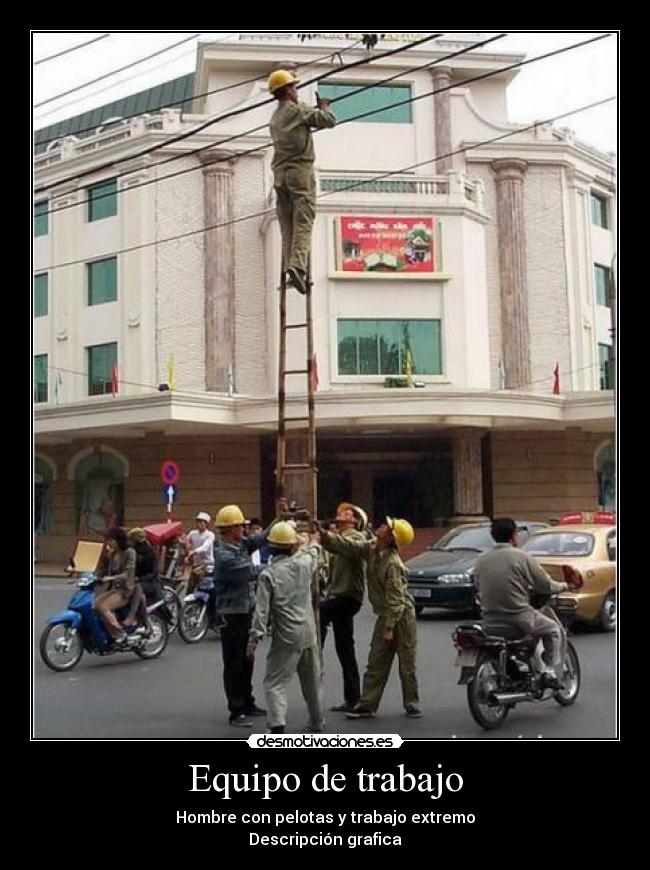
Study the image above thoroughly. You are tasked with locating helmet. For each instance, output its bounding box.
[337,502,368,532]
[195,511,211,523]
[267,521,298,546]
[387,517,415,550]
[268,69,299,93]
[214,504,246,527]
[128,527,147,543]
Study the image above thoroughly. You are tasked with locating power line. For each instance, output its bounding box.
[37,32,605,219]
[35,94,615,273]
[33,33,111,66]
[34,33,443,193]
[34,37,365,144]
[37,32,507,217]
[34,33,202,109]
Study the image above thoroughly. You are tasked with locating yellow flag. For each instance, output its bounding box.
[167,355,176,391]
[405,347,413,387]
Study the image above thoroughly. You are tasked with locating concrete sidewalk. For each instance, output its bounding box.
[34,562,69,578]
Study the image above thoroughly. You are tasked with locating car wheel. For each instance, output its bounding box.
[598,591,616,632]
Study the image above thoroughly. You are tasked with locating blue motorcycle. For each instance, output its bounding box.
[39,573,169,672]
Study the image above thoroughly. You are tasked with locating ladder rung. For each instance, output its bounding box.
[286,322,308,330]
[282,463,315,471]
[283,369,308,375]
[284,416,310,423]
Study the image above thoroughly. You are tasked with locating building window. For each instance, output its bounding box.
[87,342,117,395]
[34,201,49,237]
[87,257,117,306]
[87,178,117,222]
[598,344,614,390]
[73,450,126,537]
[594,264,611,307]
[35,458,54,535]
[34,273,48,317]
[319,81,412,124]
[595,442,615,511]
[34,354,48,403]
[337,319,441,375]
[591,192,609,229]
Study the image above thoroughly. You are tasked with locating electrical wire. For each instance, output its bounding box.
[35,37,365,143]
[34,33,202,108]
[36,32,509,217]
[33,33,110,65]
[34,32,443,193]
[36,35,612,225]
[34,94,615,275]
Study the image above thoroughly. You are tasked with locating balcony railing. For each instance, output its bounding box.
[318,170,485,209]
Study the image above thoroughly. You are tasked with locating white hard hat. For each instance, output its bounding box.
[196,511,211,523]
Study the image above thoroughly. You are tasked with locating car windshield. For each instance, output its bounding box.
[522,532,595,557]
[432,527,495,552]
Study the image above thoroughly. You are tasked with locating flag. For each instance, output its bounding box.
[167,354,176,391]
[552,362,560,395]
[111,363,119,397]
[405,347,413,387]
[310,354,319,392]
[497,359,505,390]
[53,371,62,405]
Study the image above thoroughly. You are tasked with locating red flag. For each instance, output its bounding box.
[552,362,560,395]
[111,363,119,397]
[310,354,319,393]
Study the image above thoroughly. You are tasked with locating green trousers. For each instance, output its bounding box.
[359,608,419,712]
[274,164,316,275]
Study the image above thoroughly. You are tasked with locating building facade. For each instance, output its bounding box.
[34,33,615,561]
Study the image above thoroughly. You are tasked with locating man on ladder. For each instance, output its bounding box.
[268,68,336,295]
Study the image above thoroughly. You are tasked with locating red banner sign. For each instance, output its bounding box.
[338,216,436,273]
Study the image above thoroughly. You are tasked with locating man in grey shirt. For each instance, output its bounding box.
[475,518,570,689]
[247,522,325,734]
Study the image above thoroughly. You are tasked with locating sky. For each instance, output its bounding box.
[31,31,617,154]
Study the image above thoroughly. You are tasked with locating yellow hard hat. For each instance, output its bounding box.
[267,521,298,547]
[387,517,415,550]
[214,504,246,528]
[268,69,299,93]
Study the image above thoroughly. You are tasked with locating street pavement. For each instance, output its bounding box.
[33,578,617,740]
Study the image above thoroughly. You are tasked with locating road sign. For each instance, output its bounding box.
[161,460,180,485]
[162,485,179,506]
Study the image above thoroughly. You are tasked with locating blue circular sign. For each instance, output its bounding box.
[161,460,180,485]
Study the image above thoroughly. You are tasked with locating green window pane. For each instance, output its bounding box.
[338,319,442,375]
[88,178,117,221]
[87,342,117,396]
[34,354,48,403]
[408,320,441,374]
[87,257,117,306]
[338,320,358,375]
[319,82,412,124]
[591,193,609,228]
[594,264,611,307]
[35,201,48,237]
[598,344,613,390]
[34,273,48,317]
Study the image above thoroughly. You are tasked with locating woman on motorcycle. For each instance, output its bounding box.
[123,528,157,633]
[93,527,137,646]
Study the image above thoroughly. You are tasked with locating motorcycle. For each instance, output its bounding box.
[452,591,581,730]
[177,574,225,644]
[39,572,169,672]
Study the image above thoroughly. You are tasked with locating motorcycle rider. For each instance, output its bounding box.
[319,502,368,713]
[185,511,216,594]
[474,517,570,690]
[247,522,325,734]
[93,527,137,647]
[123,528,157,634]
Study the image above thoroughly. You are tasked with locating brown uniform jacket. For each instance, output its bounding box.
[321,527,366,603]
[270,101,336,178]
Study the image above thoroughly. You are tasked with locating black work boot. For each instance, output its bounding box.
[270,725,285,734]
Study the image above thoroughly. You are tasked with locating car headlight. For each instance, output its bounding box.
[437,573,472,584]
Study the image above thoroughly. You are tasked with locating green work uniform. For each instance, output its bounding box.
[322,533,419,713]
[270,100,336,275]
